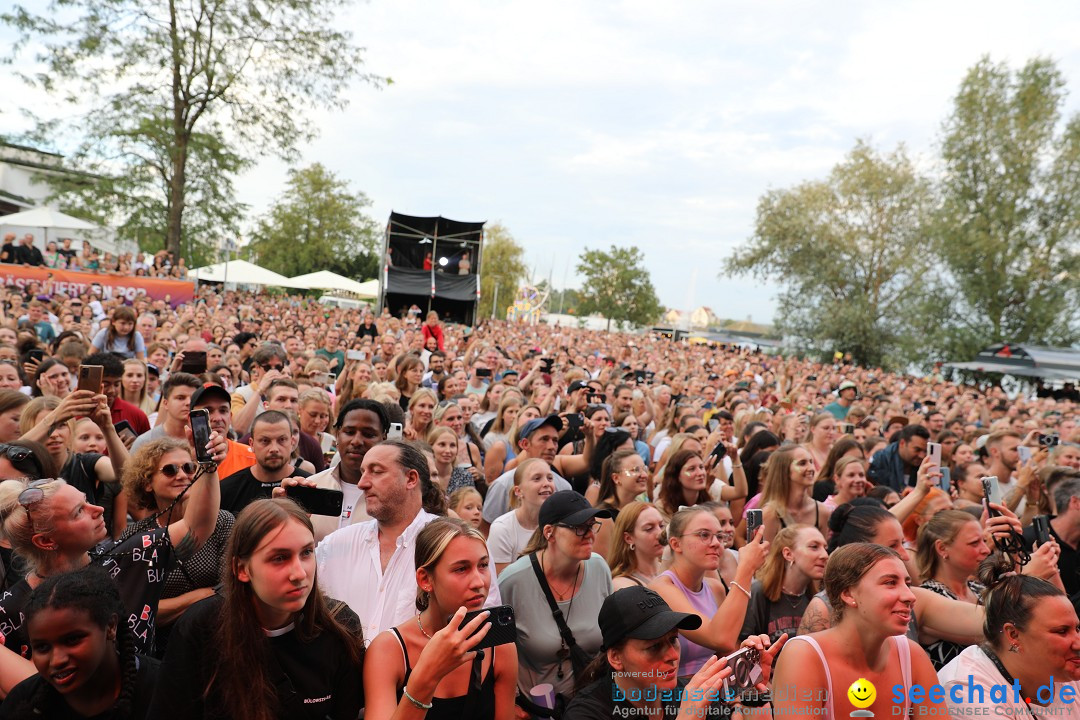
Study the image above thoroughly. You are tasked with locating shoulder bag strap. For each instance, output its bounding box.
[529,552,578,652]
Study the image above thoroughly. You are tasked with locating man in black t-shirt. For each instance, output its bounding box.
[1025,474,1080,597]
[220,410,310,514]
[15,234,43,266]
[0,233,16,264]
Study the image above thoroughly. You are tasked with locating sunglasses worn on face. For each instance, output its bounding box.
[160,462,198,478]
[260,363,284,372]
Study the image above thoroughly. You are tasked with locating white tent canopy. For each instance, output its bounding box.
[189,259,293,286]
[0,207,136,258]
[286,270,377,298]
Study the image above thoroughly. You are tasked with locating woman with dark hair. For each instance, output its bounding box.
[395,354,424,412]
[31,357,70,398]
[148,498,364,720]
[581,428,632,503]
[91,306,145,360]
[364,517,517,720]
[656,449,711,518]
[771,543,944,717]
[738,430,779,500]
[0,566,156,719]
[937,554,1080,713]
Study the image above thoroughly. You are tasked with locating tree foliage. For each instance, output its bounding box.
[3,0,381,260]
[478,223,527,319]
[725,141,936,367]
[247,164,379,281]
[576,245,663,331]
[932,56,1080,360]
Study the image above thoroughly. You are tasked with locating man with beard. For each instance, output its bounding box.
[219,410,309,514]
[315,440,499,643]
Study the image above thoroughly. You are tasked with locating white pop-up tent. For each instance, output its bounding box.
[0,207,137,257]
[189,259,294,286]
[286,270,378,298]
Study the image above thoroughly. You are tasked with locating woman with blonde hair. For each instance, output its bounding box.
[406,387,438,441]
[483,395,522,451]
[121,357,156,415]
[738,524,827,643]
[824,455,870,511]
[488,457,554,575]
[483,404,541,483]
[608,501,667,591]
[749,444,831,543]
[434,400,484,471]
[365,517,518,720]
[802,412,837,471]
[428,425,480,496]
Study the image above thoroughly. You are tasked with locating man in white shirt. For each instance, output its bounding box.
[315,440,499,644]
[306,399,388,541]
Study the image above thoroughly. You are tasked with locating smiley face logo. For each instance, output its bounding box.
[848,677,876,709]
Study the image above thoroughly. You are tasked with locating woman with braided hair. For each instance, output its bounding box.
[0,565,158,719]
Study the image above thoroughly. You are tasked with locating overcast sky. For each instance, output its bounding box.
[7,1,1080,323]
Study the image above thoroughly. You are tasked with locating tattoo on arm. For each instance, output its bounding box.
[173,528,197,561]
[797,602,830,636]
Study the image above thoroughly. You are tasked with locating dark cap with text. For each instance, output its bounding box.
[599,587,701,650]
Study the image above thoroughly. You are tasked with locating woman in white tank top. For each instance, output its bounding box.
[771,543,948,718]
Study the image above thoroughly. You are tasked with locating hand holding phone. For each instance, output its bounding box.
[189,409,214,464]
[746,509,763,543]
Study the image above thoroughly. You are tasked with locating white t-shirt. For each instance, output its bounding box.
[487,511,536,568]
[938,644,1080,714]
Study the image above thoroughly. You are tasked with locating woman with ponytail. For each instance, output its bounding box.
[148,498,364,720]
[937,553,1080,714]
[0,565,156,719]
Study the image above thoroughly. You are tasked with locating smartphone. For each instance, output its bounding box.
[710,440,726,462]
[388,422,403,441]
[28,348,44,364]
[721,645,762,698]
[1033,515,1051,546]
[708,418,719,433]
[927,442,942,468]
[189,408,213,463]
[77,365,103,393]
[840,423,855,435]
[1018,445,1033,466]
[458,605,517,650]
[746,509,763,543]
[114,420,137,444]
[939,467,951,495]
[541,358,554,373]
[475,367,492,378]
[180,350,207,375]
[982,476,1002,517]
[285,485,345,516]
[346,349,366,361]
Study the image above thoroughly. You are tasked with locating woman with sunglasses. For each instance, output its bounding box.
[608,501,667,591]
[498,491,613,703]
[0,426,224,659]
[148,498,364,720]
[20,392,129,538]
[119,437,235,638]
[649,506,768,678]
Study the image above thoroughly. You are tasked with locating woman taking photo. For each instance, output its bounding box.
[607,502,666,591]
[915,509,990,669]
[656,449,711,518]
[738,525,827,643]
[824,456,870,511]
[750,445,831,543]
[406,388,437,442]
[0,427,224,658]
[649,506,769,678]
[771,543,945,717]
[428,426,481,496]
[0,566,157,720]
[565,586,785,719]
[364,517,517,720]
[149,498,364,720]
[121,358,156,415]
[498,491,612,701]
[937,554,1080,714]
[488,458,554,576]
[802,413,837,471]
[20,392,129,537]
[120,438,235,632]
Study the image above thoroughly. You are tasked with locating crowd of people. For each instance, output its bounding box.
[1,233,187,278]
[0,277,1074,719]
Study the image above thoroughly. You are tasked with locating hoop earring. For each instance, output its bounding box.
[629,543,635,551]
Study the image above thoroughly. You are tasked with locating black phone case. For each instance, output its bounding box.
[460,605,517,650]
[190,410,213,463]
[285,486,344,516]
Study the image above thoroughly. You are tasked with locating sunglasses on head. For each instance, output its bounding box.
[160,462,198,478]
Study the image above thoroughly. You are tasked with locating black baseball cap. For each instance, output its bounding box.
[190,382,231,408]
[538,490,612,528]
[599,587,701,649]
[567,380,588,394]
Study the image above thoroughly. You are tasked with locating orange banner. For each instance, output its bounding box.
[0,264,195,307]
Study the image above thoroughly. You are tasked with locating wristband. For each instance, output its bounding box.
[731,581,752,599]
[403,686,433,710]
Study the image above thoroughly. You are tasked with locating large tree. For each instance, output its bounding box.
[933,57,1080,360]
[478,223,527,319]
[247,164,379,281]
[725,140,936,367]
[4,0,380,260]
[576,245,662,331]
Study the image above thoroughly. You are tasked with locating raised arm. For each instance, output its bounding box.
[164,429,225,554]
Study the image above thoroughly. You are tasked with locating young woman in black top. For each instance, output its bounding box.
[149,498,364,720]
[364,517,518,720]
[0,565,158,719]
